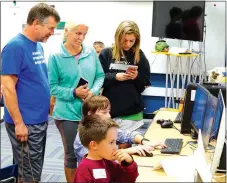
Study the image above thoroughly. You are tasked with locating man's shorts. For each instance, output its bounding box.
[5,122,48,182]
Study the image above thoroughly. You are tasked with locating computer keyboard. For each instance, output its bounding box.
[174,112,183,123]
[161,138,183,154]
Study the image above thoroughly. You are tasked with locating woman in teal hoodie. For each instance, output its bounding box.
[48,20,104,182]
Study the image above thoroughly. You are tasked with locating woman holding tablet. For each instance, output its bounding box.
[99,20,151,148]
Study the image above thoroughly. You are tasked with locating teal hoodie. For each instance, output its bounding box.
[48,43,105,121]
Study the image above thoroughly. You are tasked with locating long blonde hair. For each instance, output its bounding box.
[112,20,141,64]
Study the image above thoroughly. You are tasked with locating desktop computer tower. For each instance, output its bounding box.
[180,83,197,134]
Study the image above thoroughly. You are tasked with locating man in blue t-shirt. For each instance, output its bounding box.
[1,3,60,182]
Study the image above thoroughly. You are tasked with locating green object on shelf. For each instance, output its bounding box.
[155,40,169,52]
[57,21,66,30]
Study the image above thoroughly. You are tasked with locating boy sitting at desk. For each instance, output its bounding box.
[74,114,139,183]
[74,96,166,163]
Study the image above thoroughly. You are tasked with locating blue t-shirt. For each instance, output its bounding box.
[1,33,50,125]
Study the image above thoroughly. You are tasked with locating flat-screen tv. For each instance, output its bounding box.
[152,1,205,42]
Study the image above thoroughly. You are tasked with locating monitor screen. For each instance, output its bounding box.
[201,95,218,150]
[152,1,205,41]
[191,86,209,132]
[211,90,225,140]
[210,91,226,176]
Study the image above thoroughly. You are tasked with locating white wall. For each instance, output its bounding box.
[204,2,226,70]
[1,2,225,75]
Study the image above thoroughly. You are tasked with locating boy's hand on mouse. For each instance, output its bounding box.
[124,145,152,156]
[113,149,133,164]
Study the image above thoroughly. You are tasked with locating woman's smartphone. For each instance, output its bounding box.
[77,77,88,88]
[126,66,138,73]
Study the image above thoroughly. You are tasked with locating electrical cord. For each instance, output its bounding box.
[189,57,198,82]
[150,54,158,68]
[172,124,181,133]
[171,123,190,137]
[188,143,197,149]
[190,147,195,153]
[182,141,190,148]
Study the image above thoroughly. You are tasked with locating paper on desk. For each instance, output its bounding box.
[161,156,195,181]
[193,130,212,182]
[191,90,196,101]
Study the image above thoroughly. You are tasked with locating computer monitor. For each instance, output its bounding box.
[201,94,218,150]
[190,85,210,134]
[210,91,226,176]
[210,91,225,140]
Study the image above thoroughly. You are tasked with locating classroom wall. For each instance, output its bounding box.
[1,1,226,112]
[1,2,225,72]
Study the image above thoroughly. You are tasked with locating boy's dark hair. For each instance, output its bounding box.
[169,7,182,20]
[93,41,105,47]
[82,96,110,117]
[27,3,60,25]
[79,114,119,148]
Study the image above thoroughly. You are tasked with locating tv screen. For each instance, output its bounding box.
[152,1,205,42]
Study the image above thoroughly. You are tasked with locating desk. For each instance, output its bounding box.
[135,110,226,182]
[152,51,200,108]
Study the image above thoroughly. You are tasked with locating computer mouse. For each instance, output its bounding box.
[161,121,173,128]
[134,151,153,157]
[156,119,164,124]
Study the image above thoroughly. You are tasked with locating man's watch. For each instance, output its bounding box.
[141,138,150,144]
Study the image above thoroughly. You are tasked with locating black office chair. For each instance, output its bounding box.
[0,164,18,183]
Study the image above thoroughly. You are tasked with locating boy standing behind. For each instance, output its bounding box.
[93,41,105,56]
[74,114,138,183]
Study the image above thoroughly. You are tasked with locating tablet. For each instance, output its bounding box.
[109,63,137,71]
